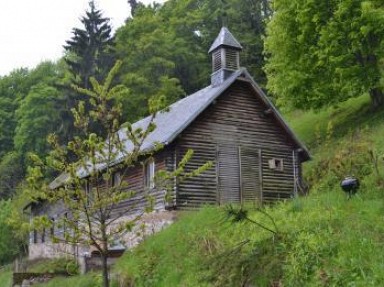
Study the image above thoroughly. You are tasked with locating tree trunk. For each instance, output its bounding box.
[101,224,110,287]
[101,252,109,287]
[370,87,384,110]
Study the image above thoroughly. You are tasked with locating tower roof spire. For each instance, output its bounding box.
[208,27,242,54]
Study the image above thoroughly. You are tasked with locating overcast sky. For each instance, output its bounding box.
[0,0,165,77]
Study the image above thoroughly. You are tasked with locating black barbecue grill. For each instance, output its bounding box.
[341,176,359,198]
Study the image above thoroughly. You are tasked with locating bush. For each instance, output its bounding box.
[27,258,79,275]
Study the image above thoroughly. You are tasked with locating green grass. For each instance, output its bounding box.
[285,94,384,148]
[0,267,12,287]
[112,187,384,286]
[33,273,98,287]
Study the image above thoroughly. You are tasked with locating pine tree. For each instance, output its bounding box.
[62,1,116,140]
[64,0,115,89]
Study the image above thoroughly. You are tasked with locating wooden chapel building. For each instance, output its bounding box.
[27,27,310,259]
[106,26,311,209]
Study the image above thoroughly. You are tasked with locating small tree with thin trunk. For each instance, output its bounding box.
[26,61,211,287]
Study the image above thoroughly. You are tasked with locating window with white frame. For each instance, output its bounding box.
[144,158,155,189]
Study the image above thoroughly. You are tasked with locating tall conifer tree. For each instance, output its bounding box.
[62,1,116,139]
[64,0,115,89]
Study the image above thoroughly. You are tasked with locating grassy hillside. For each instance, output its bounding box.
[3,94,384,286]
[112,94,384,286]
[114,191,384,286]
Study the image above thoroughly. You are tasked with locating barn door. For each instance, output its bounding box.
[240,147,262,203]
[217,145,241,204]
[217,145,261,205]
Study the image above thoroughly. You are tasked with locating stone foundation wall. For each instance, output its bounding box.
[119,210,177,249]
[29,243,89,260]
[29,209,177,262]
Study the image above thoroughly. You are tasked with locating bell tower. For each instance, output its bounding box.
[208,27,242,86]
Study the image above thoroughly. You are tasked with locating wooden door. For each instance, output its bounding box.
[217,145,241,204]
[217,145,261,204]
[240,147,262,203]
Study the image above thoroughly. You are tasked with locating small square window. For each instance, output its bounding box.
[268,158,284,171]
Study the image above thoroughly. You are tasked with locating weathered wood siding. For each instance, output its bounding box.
[30,150,173,244]
[175,80,299,208]
[112,150,172,215]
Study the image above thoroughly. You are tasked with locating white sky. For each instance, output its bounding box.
[0,0,165,76]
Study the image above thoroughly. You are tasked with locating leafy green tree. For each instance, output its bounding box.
[0,69,30,158]
[0,61,64,199]
[265,0,384,110]
[0,152,23,200]
[0,200,24,264]
[14,61,66,162]
[14,83,64,158]
[26,61,210,287]
[115,4,186,121]
[115,0,272,121]
[27,61,155,287]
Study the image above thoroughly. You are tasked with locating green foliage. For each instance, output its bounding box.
[284,94,384,192]
[27,258,79,275]
[0,68,31,158]
[115,0,272,121]
[33,273,98,287]
[0,267,12,287]
[26,60,211,287]
[0,200,24,264]
[265,0,384,109]
[14,84,64,158]
[0,61,66,199]
[0,152,23,199]
[306,129,376,189]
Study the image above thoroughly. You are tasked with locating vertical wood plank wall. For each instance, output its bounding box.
[176,80,299,208]
[112,150,171,215]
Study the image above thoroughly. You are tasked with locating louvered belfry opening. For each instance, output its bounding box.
[225,49,239,70]
[208,27,242,86]
[212,49,222,72]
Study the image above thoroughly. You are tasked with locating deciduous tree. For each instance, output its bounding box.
[265,0,384,110]
[26,61,210,287]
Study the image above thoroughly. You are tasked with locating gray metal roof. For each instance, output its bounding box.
[208,27,243,53]
[116,68,310,161]
[117,69,245,158]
